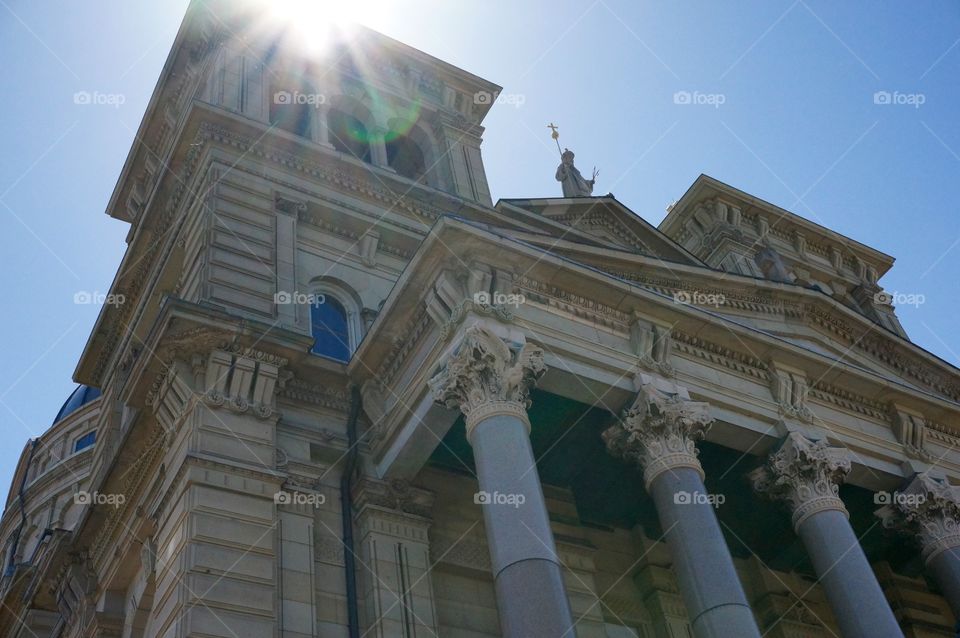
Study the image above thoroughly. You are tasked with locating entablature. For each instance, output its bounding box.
[349,217,960,489]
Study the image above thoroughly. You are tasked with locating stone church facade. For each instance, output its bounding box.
[3,1,960,637]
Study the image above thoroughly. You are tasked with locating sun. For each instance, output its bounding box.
[264,0,386,51]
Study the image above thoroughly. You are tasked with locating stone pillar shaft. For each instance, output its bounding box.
[648,467,761,637]
[929,549,960,620]
[798,509,901,637]
[471,412,573,638]
[876,472,960,621]
[603,377,761,638]
[429,322,575,638]
[752,433,902,638]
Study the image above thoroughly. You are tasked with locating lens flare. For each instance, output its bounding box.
[265,0,385,52]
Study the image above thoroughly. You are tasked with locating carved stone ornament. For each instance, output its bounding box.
[602,379,713,489]
[749,432,852,531]
[876,472,960,564]
[352,477,435,519]
[428,323,545,439]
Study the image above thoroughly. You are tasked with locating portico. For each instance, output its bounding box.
[347,213,960,637]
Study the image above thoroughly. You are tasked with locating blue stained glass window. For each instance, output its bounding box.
[74,430,96,453]
[311,296,351,361]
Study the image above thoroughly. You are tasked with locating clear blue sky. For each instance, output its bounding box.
[2,0,959,491]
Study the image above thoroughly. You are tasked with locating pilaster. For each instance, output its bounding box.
[352,478,438,638]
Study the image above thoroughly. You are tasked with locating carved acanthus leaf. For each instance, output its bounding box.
[876,472,960,563]
[749,432,851,530]
[428,323,545,432]
[602,378,713,487]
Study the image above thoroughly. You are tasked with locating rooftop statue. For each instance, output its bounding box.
[549,123,598,197]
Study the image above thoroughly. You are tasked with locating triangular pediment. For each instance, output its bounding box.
[497,197,703,266]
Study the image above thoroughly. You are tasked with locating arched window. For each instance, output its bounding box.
[328,108,371,163]
[386,136,426,182]
[310,296,351,361]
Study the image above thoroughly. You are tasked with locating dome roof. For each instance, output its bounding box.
[52,385,101,425]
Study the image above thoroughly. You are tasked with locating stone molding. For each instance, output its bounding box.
[428,322,545,439]
[876,472,960,564]
[352,477,435,520]
[750,432,852,531]
[768,362,815,424]
[602,377,713,488]
[890,407,932,462]
[630,315,674,377]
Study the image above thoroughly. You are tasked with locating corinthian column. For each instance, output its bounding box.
[429,322,574,638]
[876,472,960,619]
[602,378,761,638]
[750,433,903,638]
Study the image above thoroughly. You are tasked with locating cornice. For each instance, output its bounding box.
[516,275,632,331]
[671,331,769,381]
[279,377,351,413]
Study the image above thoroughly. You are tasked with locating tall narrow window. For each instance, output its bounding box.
[311,296,351,361]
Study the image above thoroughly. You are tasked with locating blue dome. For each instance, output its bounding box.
[52,385,101,425]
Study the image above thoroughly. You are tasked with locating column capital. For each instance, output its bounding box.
[428,323,545,439]
[749,432,852,531]
[876,472,960,564]
[602,378,713,488]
